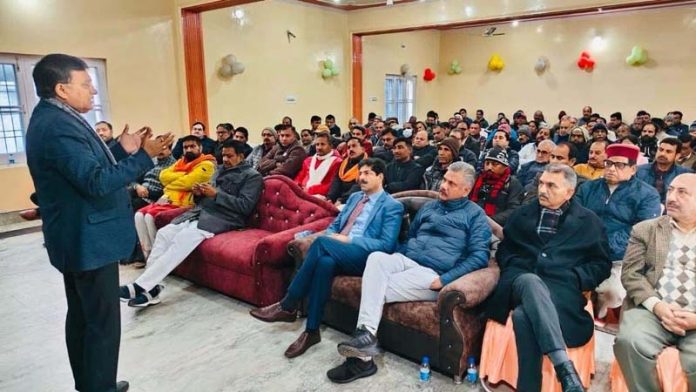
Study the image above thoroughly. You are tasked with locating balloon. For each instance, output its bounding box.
[322,68,333,79]
[323,59,334,69]
[231,62,245,75]
[487,54,505,72]
[223,54,237,65]
[331,67,339,76]
[534,56,549,74]
[626,45,648,66]
[320,58,338,79]
[448,60,462,75]
[423,68,436,82]
[218,63,233,78]
[577,51,595,72]
[400,63,410,76]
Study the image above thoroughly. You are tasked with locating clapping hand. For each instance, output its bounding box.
[119,124,150,154]
[143,131,175,158]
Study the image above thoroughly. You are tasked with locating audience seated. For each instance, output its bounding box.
[423,137,459,191]
[519,127,551,166]
[337,126,373,157]
[486,164,612,392]
[576,144,661,317]
[639,122,660,162]
[250,158,403,358]
[134,135,216,261]
[120,140,263,307]
[294,132,342,199]
[383,138,424,194]
[327,137,367,205]
[213,123,233,164]
[479,129,520,174]
[372,128,396,163]
[463,120,486,158]
[411,130,436,168]
[258,124,307,178]
[469,148,524,226]
[637,137,693,203]
[517,139,555,187]
[327,162,491,383]
[677,134,696,169]
[524,142,586,203]
[449,128,478,167]
[569,127,590,164]
[172,121,216,159]
[574,139,608,180]
[95,121,119,149]
[614,173,696,391]
[246,127,277,169]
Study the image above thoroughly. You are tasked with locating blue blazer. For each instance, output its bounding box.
[325,191,404,254]
[26,100,154,272]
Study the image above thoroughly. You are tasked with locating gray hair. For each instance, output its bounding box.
[538,139,556,150]
[447,161,476,188]
[543,163,577,188]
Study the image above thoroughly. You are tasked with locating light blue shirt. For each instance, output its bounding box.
[348,190,384,239]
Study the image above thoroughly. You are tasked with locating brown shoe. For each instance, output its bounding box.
[284,330,321,358]
[249,302,297,323]
[19,209,40,221]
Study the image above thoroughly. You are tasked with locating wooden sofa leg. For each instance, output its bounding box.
[439,290,468,381]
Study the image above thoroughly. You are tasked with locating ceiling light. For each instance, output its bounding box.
[591,35,607,51]
[233,9,245,19]
[536,25,543,33]
[464,6,474,17]
[511,20,519,27]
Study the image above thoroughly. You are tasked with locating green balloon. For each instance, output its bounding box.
[331,67,339,76]
[452,59,460,66]
[324,59,334,69]
[322,68,333,78]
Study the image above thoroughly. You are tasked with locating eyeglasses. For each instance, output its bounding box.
[604,160,631,170]
[537,150,552,155]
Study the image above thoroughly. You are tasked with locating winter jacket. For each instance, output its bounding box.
[294,152,343,197]
[636,163,693,203]
[160,156,216,207]
[257,141,307,178]
[517,161,547,188]
[384,159,424,194]
[412,145,436,168]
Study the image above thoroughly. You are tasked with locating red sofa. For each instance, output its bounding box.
[155,175,338,306]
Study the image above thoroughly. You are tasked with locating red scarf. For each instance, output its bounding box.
[469,167,511,216]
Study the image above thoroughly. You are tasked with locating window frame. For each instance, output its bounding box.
[384,73,416,126]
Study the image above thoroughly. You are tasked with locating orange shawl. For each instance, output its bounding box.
[173,154,216,172]
[338,153,367,182]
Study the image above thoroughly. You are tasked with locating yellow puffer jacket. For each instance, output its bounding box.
[159,156,216,207]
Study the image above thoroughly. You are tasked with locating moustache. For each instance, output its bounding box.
[360,180,368,185]
[538,193,548,200]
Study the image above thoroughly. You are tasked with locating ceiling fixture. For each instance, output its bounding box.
[511,20,520,27]
[482,27,505,37]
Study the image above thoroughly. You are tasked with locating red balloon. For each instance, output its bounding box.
[423,68,436,81]
[577,51,595,71]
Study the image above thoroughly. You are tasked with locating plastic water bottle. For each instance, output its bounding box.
[293,230,314,240]
[8,153,15,165]
[419,356,431,382]
[466,356,479,386]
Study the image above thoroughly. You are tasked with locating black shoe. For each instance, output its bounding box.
[554,360,585,392]
[327,358,377,384]
[127,285,163,308]
[119,283,144,302]
[116,380,129,392]
[337,325,382,358]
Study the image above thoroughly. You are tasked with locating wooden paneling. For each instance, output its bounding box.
[181,9,209,129]
[183,0,262,13]
[351,34,363,122]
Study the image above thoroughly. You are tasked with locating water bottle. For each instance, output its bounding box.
[466,355,479,386]
[419,355,431,382]
[8,153,15,165]
[293,230,314,240]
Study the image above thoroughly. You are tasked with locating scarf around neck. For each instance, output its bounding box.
[338,153,367,182]
[173,153,216,173]
[469,167,511,216]
[307,151,337,188]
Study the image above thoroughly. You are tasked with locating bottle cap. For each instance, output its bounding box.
[422,356,430,364]
[467,356,476,365]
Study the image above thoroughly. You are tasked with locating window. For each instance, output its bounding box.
[0,54,110,165]
[384,74,416,125]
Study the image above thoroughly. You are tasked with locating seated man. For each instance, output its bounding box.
[257,124,307,178]
[463,120,486,158]
[120,140,263,307]
[372,128,397,163]
[383,137,424,194]
[213,123,233,164]
[574,139,608,180]
[249,158,404,358]
[328,162,491,383]
[637,137,693,203]
[523,142,587,203]
[411,129,436,168]
[479,129,520,174]
[614,173,696,391]
[327,137,368,206]
[486,163,612,392]
[134,135,216,260]
[129,136,176,211]
[422,137,459,191]
[449,128,478,168]
[95,121,119,148]
[171,121,216,159]
[469,148,524,226]
[517,139,555,188]
[294,132,342,199]
[246,127,277,169]
[337,126,373,157]
[518,127,551,166]
[576,144,661,316]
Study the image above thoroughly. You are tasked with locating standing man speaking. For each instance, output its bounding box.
[25,53,173,392]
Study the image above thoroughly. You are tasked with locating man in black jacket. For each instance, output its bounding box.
[383,138,424,194]
[412,130,436,168]
[119,139,263,307]
[486,163,611,392]
[469,148,524,226]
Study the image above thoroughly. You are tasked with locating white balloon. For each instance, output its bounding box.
[400,63,409,75]
[231,62,245,75]
[534,57,549,74]
[223,54,237,65]
[218,63,234,78]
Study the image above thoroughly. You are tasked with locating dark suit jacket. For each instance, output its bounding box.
[485,199,611,348]
[26,100,154,272]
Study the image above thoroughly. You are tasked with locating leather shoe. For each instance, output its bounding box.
[116,380,129,392]
[249,302,297,323]
[284,330,321,358]
[19,209,40,221]
[554,360,585,392]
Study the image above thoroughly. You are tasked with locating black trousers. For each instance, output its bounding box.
[511,273,567,392]
[63,262,121,392]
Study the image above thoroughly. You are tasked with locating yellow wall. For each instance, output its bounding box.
[362,30,440,119]
[201,0,351,144]
[0,0,182,211]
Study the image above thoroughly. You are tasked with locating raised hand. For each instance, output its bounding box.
[143,132,175,158]
[119,124,150,154]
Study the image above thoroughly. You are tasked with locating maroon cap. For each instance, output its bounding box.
[606,144,640,161]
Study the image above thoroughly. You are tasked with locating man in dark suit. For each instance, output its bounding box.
[25,54,172,392]
[485,163,612,392]
[250,158,404,358]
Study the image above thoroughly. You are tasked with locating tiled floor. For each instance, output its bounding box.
[0,232,614,391]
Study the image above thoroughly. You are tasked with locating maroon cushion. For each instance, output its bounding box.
[195,229,273,274]
[249,175,338,233]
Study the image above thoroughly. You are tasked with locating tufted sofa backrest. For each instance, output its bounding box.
[248,175,339,233]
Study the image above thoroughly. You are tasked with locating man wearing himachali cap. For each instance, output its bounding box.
[575,144,662,317]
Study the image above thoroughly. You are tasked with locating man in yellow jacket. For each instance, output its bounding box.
[134,135,216,261]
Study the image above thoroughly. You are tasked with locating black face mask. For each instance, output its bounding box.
[184,152,199,161]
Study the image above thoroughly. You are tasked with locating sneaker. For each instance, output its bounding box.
[337,325,382,358]
[327,358,377,384]
[119,283,143,302]
[127,285,163,308]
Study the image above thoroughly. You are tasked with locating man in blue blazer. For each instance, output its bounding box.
[25,54,172,392]
[250,157,404,358]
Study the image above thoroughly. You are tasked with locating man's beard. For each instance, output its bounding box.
[640,136,657,145]
[184,152,199,161]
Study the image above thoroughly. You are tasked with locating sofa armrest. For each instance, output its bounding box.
[153,207,190,228]
[438,263,500,309]
[255,217,334,268]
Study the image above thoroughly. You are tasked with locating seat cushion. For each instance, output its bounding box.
[330,276,440,337]
[196,229,273,274]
